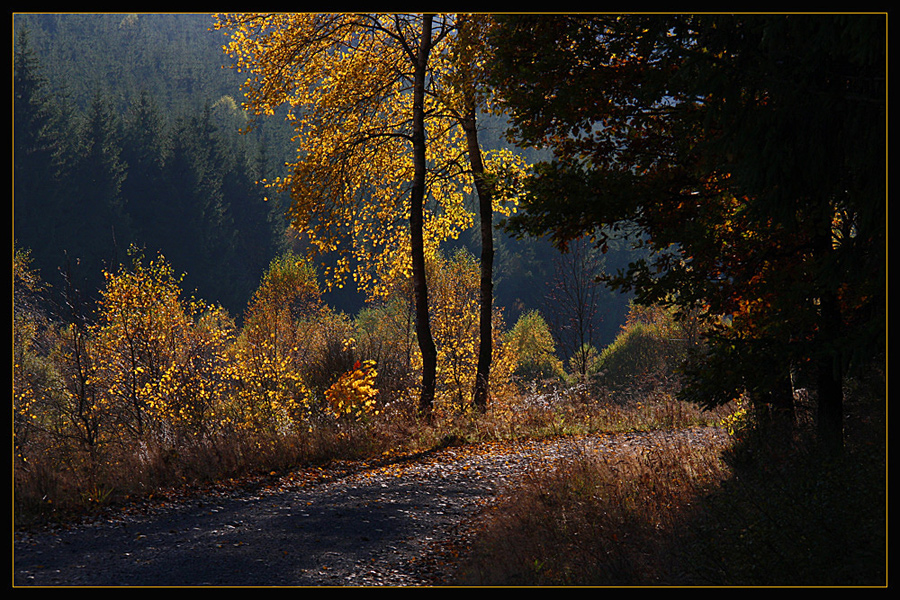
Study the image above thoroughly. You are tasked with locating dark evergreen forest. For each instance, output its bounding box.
[13,13,634,350]
[13,13,296,318]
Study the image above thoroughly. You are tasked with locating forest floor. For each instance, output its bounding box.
[13,426,728,587]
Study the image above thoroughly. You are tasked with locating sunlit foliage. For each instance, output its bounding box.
[13,246,64,462]
[91,249,204,439]
[225,253,320,435]
[428,249,482,407]
[214,14,470,298]
[505,310,565,385]
[325,360,379,421]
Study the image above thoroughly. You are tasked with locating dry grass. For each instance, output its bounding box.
[444,374,887,587]
[12,384,719,528]
[449,431,733,585]
[13,373,886,588]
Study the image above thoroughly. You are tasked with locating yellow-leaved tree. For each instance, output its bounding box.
[214,13,526,415]
[433,13,525,410]
[428,250,482,409]
[226,253,320,436]
[426,249,516,412]
[92,249,234,443]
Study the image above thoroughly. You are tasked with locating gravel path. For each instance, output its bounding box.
[13,428,728,587]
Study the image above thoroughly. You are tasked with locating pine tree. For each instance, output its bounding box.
[63,90,131,287]
[120,90,168,250]
[14,27,69,273]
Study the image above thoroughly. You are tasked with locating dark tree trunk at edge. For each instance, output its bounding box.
[816,291,845,457]
[411,15,437,417]
[462,105,493,412]
[812,214,845,457]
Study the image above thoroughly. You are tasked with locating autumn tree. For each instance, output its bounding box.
[489,14,885,454]
[215,13,526,415]
[227,253,320,435]
[426,249,482,408]
[13,246,65,461]
[155,305,235,440]
[436,14,525,410]
[215,14,456,415]
[92,249,198,439]
[506,310,565,385]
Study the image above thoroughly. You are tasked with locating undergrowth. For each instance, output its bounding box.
[13,367,885,588]
[13,379,723,529]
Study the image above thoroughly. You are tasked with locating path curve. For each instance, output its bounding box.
[14,427,728,587]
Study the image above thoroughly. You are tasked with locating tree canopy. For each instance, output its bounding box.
[489,13,886,453]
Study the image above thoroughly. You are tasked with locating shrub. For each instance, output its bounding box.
[594,302,700,394]
[324,359,379,421]
[354,298,418,406]
[227,253,321,434]
[428,249,482,409]
[505,310,566,385]
[294,305,359,398]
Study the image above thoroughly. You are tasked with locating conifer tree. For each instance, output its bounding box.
[61,90,130,291]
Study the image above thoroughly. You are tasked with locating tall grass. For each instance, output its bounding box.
[449,428,734,585]
[445,369,886,587]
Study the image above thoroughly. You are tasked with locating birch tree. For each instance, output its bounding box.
[215,13,525,414]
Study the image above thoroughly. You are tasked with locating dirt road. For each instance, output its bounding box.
[13,428,727,587]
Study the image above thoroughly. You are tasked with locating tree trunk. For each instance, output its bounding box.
[816,290,845,457]
[458,104,494,411]
[754,368,796,447]
[811,211,845,457]
[411,15,437,417]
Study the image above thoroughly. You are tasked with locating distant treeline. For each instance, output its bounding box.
[13,14,298,317]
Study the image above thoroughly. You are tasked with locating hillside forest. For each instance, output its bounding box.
[13,13,885,583]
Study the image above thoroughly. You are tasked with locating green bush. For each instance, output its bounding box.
[506,310,566,384]
[594,303,697,393]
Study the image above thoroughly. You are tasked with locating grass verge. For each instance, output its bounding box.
[444,381,886,586]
